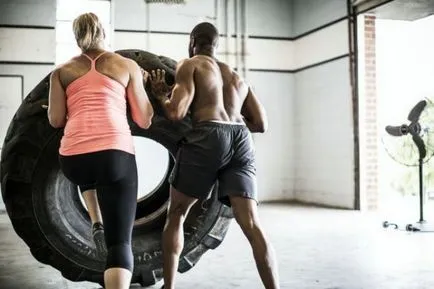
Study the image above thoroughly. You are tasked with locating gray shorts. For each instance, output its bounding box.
[169,121,257,206]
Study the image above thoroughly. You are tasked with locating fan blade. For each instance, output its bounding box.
[385,125,403,136]
[412,135,427,159]
[408,100,427,123]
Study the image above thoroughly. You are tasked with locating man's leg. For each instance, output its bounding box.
[163,187,198,289]
[229,196,280,289]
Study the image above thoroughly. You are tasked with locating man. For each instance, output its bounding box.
[149,22,280,289]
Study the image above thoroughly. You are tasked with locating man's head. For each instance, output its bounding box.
[189,22,219,57]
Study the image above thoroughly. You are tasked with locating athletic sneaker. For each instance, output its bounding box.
[92,222,107,258]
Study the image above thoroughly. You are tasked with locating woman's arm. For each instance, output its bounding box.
[48,69,67,128]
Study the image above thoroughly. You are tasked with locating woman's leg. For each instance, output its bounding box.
[60,151,138,288]
[82,189,103,225]
[81,187,106,257]
[97,153,138,289]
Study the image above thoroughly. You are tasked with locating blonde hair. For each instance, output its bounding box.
[73,12,105,51]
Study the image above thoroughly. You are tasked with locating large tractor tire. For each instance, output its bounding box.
[0,49,233,287]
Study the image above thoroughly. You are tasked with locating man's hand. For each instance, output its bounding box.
[149,69,173,101]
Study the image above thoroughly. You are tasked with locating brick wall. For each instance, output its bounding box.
[363,15,378,210]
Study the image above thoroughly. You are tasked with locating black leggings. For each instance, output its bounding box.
[59,149,138,272]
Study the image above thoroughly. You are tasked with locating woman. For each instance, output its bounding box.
[48,12,153,289]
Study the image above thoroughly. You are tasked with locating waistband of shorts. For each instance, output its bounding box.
[193,120,247,128]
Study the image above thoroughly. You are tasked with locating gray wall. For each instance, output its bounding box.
[0,0,56,26]
[113,0,293,36]
[114,0,215,32]
[0,0,56,211]
[292,0,347,36]
[247,0,293,38]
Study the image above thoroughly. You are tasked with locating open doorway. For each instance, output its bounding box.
[356,0,434,223]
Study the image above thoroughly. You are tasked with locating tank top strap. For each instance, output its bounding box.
[94,51,107,62]
[82,51,107,70]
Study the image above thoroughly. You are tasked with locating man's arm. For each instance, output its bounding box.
[151,60,195,121]
[48,69,67,128]
[241,85,268,133]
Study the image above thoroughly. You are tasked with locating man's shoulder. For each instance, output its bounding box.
[216,61,234,73]
[176,58,197,72]
[178,58,195,66]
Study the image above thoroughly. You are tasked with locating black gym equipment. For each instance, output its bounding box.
[0,50,233,287]
[382,99,434,232]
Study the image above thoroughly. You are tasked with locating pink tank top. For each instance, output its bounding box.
[59,52,134,156]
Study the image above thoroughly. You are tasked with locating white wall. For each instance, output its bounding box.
[291,0,354,209]
[248,72,296,201]
[294,59,354,208]
[294,20,349,68]
[0,27,55,95]
[133,138,170,199]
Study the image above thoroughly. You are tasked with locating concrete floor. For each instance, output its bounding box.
[1,203,434,289]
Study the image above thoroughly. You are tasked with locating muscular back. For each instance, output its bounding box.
[59,51,130,89]
[189,55,248,123]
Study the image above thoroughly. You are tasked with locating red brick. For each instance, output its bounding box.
[365,26,376,32]
[363,14,378,211]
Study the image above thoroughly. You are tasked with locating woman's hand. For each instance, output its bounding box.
[140,68,150,84]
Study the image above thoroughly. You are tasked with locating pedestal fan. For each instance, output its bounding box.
[382,98,434,232]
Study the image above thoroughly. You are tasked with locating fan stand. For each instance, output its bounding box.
[382,99,433,232]
[403,157,433,232]
[383,157,434,233]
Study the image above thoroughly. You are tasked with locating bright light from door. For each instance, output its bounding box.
[55,0,112,65]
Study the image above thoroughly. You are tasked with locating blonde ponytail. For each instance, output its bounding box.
[73,13,105,51]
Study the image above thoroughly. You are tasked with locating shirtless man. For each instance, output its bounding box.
[149,22,280,289]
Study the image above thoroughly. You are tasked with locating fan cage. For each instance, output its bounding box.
[381,136,434,167]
